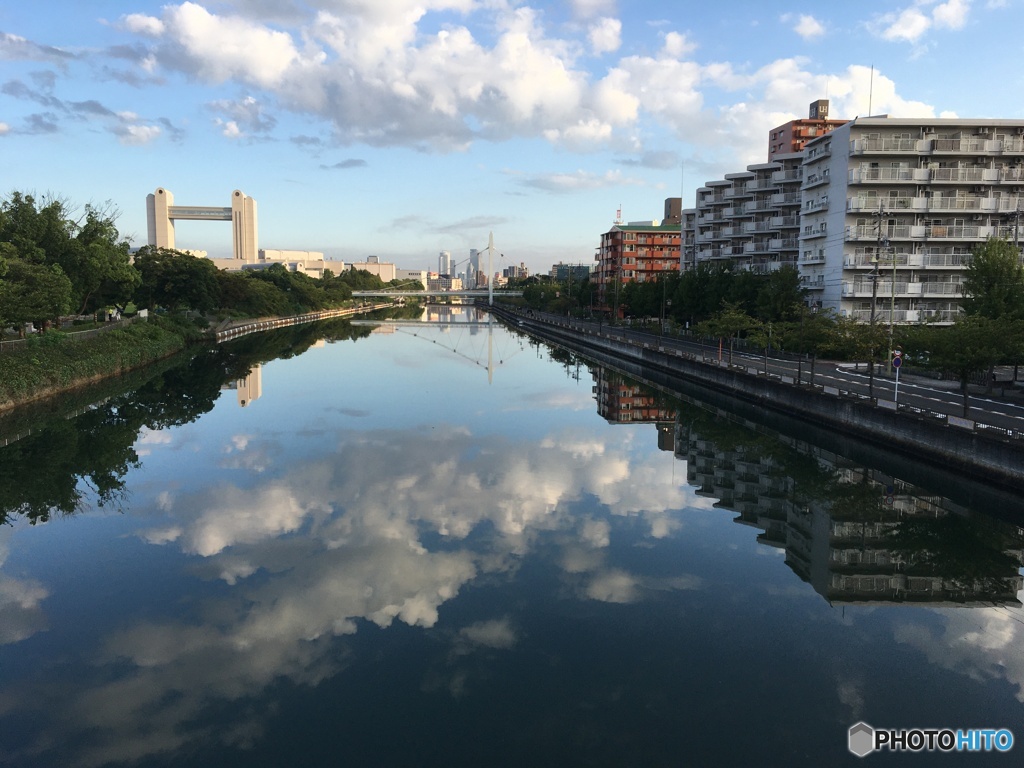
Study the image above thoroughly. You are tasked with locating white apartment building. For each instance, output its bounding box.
[800,117,1024,324]
[692,154,804,274]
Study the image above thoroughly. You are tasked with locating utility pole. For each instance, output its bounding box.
[888,242,897,373]
[870,204,884,327]
[1015,206,1022,263]
[868,204,886,396]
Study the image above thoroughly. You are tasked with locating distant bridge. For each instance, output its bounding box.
[351,289,523,299]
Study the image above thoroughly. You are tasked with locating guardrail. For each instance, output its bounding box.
[1,317,140,353]
[213,303,393,342]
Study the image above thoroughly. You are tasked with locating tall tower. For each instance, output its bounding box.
[146,188,175,249]
[231,190,258,262]
[439,250,451,275]
[468,248,480,286]
[145,187,258,262]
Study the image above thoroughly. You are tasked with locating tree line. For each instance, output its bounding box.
[0,191,405,334]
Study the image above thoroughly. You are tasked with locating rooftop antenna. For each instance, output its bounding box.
[868,64,874,116]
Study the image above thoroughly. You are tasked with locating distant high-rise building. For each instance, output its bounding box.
[439,250,452,275]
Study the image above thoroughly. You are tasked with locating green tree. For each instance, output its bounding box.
[0,193,137,315]
[68,204,140,314]
[755,266,805,322]
[961,237,1024,320]
[0,258,73,331]
[695,301,757,365]
[134,246,221,312]
[907,316,1002,416]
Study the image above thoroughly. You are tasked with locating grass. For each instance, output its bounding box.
[0,316,207,410]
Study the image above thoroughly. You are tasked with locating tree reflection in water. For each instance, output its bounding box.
[0,318,376,525]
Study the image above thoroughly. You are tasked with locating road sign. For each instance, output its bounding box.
[892,355,902,369]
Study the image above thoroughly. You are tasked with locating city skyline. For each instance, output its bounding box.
[2,0,1020,273]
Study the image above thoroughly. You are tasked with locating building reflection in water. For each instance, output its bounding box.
[223,365,262,408]
[591,366,1024,607]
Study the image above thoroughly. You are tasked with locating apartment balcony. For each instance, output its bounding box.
[995,196,1024,211]
[800,276,826,291]
[847,195,922,212]
[930,167,995,183]
[999,168,1024,183]
[846,224,918,241]
[999,138,1024,153]
[804,145,832,161]
[743,198,774,214]
[848,167,929,183]
[922,251,971,268]
[743,220,779,235]
[799,225,828,240]
[772,238,799,251]
[845,252,920,269]
[770,215,800,229]
[743,239,775,255]
[925,224,990,239]
[842,282,878,298]
[932,138,987,153]
[849,137,924,154]
[800,252,826,265]
[771,191,801,206]
[803,199,829,214]
[802,173,830,189]
[725,186,754,200]
[745,177,778,192]
[772,169,802,184]
[919,282,965,297]
[927,196,986,212]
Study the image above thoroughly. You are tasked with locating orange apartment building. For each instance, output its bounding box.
[768,99,847,160]
[594,197,682,314]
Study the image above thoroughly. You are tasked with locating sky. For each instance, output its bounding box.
[2,0,1022,274]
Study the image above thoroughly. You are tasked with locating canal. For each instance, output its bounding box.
[1,306,1022,767]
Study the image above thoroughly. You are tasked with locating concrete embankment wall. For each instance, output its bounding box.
[496,307,1024,493]
[213,303,392,342]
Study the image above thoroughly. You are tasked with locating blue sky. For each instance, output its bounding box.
[2,0,1021,273]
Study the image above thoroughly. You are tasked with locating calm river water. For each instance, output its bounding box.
[1,306,1023,767]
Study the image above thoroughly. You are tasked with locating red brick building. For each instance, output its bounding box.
[594,201,681,313]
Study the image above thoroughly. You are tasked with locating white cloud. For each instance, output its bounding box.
[934,0,971,29]
[121,13,165,37]
[871,0,973,43]
[0,122,9,135]
[879,7,932,41]
[662,31,697,58]
[588,17,621,55]
[792,14,826,40]
[0,532,49,645]
[218,119,242,138]
[459,618,518,649]
[586,568,639,602]
[516,168,646,193]
[114,122,161,145]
